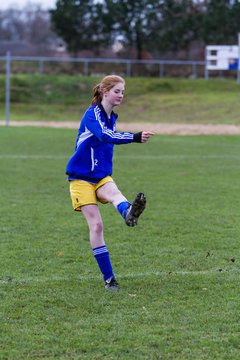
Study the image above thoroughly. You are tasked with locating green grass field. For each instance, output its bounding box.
[1,76,240,124]
[1,127,240,359]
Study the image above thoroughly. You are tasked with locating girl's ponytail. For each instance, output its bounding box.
[91,83,102,105]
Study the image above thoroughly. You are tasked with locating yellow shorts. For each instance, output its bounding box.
[69,176,114,211]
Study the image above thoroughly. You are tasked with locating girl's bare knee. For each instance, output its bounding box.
[91,220,103,235]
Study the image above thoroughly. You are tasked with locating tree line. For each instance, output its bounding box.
[50,0,240,59]
[1,1,240,59]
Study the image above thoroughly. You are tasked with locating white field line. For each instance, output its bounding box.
[0,154,240,160]
[0,269,239,285]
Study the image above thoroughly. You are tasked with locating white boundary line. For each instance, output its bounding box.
[0,269,239,285]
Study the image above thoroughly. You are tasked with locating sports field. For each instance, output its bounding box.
[1,126,239,359]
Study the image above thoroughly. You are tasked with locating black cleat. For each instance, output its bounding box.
[125,193,146,227]
[105,276,119,291]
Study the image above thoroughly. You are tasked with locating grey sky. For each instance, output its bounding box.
[0,0,56,10]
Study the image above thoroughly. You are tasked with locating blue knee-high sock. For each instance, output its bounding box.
[93,245,114,281]
[117,201,131,219]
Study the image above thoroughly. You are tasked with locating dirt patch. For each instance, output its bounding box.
[118,123,240,135]
[1,121,240,135]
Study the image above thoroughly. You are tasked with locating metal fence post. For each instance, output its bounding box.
[238,33,240,84]
[204,66,209,80]
[192,62,197,79]
[39,59,44,74]
[84,61,88,76]
[159,62,164,78]
[204,47,209,80]
[5,51,11,126]
[126,61,131,77]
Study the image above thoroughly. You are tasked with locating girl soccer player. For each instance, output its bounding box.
[66,75,154,291]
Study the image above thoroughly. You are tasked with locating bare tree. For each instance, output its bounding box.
[0,2,62,56]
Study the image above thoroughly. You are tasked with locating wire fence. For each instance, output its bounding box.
[0,53,206,78]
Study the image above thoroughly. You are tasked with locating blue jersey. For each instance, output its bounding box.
[66,103,140,183]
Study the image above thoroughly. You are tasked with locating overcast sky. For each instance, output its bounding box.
[0,0,57,10]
